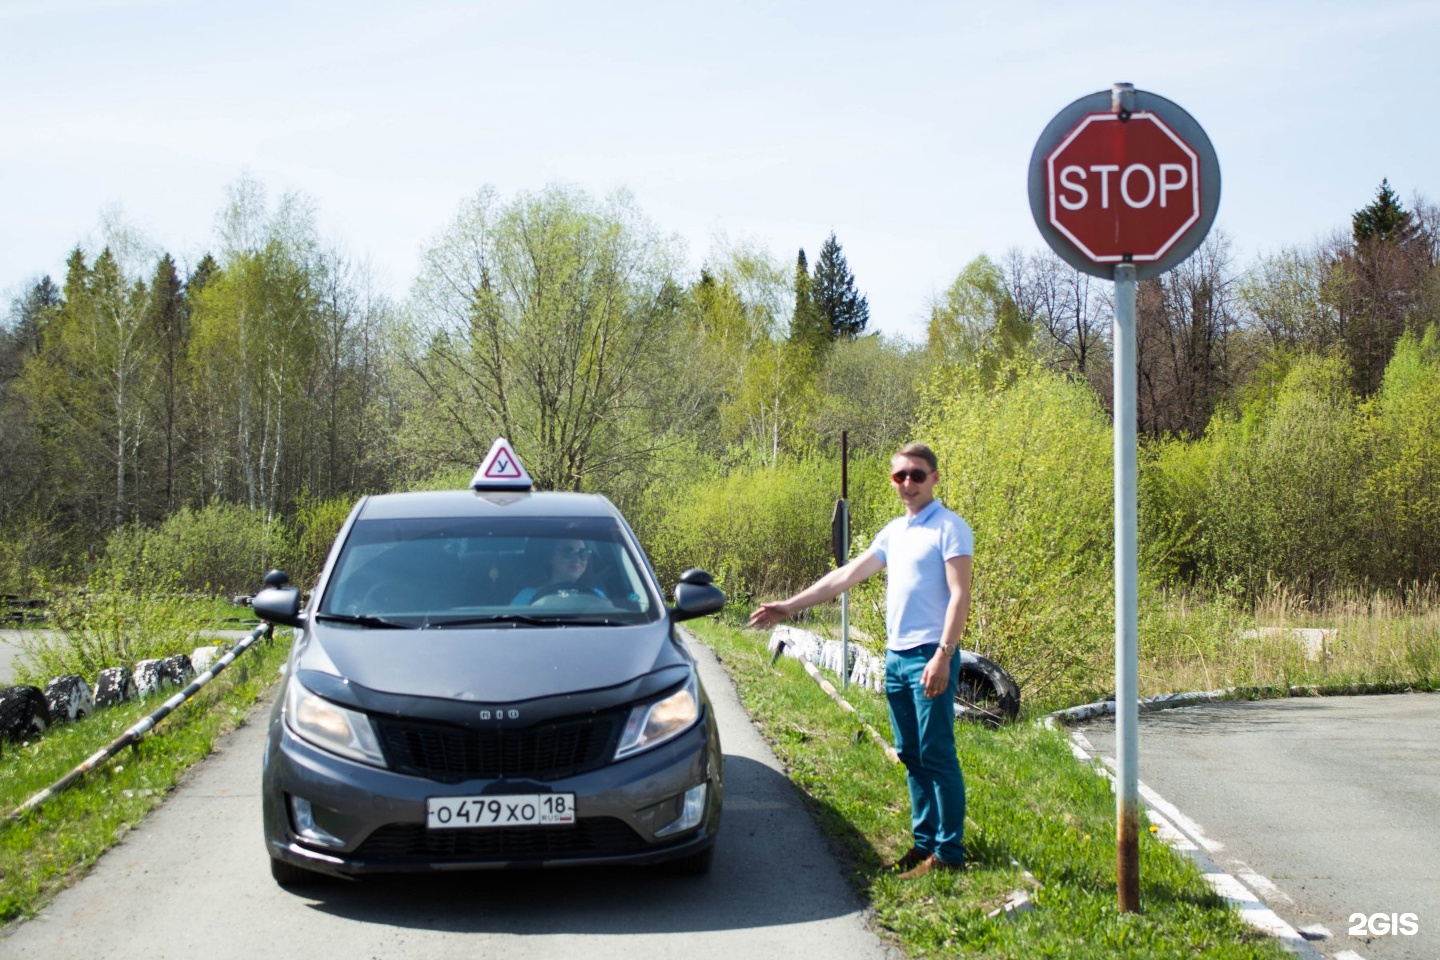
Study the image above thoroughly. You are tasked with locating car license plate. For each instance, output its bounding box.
[426,793,576,829]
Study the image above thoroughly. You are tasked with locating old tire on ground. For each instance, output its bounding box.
[953,653,1021,729]
[0,685,50,741]
[94,666,136,708]
[160,654,194,687]
[44,674,94,723]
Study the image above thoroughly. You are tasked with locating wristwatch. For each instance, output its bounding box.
[938,644,957,657]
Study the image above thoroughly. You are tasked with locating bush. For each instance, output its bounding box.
[16,567,209,684]
[635,454,862,603]
[99,503,290,597]
[910,363,1116,706]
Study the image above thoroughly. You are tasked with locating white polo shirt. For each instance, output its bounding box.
[869,498,973,651]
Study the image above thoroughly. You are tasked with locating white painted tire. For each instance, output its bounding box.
[94,666,136,707]
[44,675,94,723]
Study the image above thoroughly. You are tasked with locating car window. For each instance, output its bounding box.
[320,515,659,626]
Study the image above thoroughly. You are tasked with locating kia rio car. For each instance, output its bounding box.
[252,442,725,884]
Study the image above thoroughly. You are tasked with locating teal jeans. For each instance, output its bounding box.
[885,644,967,865]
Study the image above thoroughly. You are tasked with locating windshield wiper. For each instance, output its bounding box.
[315,612,414,629]
[430,614,627,628]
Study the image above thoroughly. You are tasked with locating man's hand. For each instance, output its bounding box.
[747,601,792,630]
[921,652,952,698]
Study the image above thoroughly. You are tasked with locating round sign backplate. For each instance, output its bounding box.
[1028,88,1220,280]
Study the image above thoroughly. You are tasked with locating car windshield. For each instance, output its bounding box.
[318,514,659,627]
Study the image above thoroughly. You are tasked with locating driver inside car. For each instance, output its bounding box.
[511,538,607,605]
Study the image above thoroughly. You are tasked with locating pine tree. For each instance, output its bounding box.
[787,249,827,350]
[1352,179,1418,245]
[810,232,869,340]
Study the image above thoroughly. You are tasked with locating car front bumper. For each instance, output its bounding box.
[261,705,722,877]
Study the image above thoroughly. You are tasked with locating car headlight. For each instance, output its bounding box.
[615,673,700,760]
[285,678,386,767]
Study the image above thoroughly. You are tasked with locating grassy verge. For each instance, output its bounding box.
[690,615,1289,960]
[0,631,288,924]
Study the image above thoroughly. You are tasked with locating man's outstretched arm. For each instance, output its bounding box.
[748,548,884,629]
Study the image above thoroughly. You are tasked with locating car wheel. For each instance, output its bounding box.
[954,655,1021,729]
[660,842,716,876]
[269,856,323,887]
[0,685,50,742]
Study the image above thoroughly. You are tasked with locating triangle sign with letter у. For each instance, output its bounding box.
[471,437,534,491]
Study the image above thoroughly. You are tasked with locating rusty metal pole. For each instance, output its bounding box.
[1111,75,1141,916]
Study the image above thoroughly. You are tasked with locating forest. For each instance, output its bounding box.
[3,177,1438,701]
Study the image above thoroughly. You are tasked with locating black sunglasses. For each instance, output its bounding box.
[890,468,931,484]
[555,545,593,560]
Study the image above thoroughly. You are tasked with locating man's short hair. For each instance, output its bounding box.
[895,442,938,472]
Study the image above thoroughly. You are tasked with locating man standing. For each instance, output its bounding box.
[748,442,972,877]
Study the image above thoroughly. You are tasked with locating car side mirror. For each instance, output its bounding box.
[670,568,725,622]
[252,585,305,628]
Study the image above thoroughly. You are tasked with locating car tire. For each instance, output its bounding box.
[94,666,136,708]
[44,675,94,724]
[660,842,716,876]
[0,685,50,742]
[270,856,323,887]
[954,654,1021,729]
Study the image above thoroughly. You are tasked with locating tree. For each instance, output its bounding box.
[1134,232,1241,437]
[407,185,691,491]
[810,233,869,340]
[926,254,1030,384]
[1353,179,1419,245]
[1330,181,1436,395]
[189,180,325,518]
[145,254,189,515]
[787,248,827,352]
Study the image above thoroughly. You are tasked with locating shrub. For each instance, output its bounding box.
[636,455,859,603]
[911,363,1116,706]
[16,567,208,684]
[99,503,289,597]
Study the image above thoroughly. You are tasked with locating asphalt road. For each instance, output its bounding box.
[0,638,900,960]
[1074,694,1440,960]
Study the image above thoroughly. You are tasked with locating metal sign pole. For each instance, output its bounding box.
[1113,262,1141,913]
[1029,80,1219,917]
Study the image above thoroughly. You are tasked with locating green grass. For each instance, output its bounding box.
[0,632,288,924]
[691,614,1289,960]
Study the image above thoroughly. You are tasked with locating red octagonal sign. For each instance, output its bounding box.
[1046,111,1200,264]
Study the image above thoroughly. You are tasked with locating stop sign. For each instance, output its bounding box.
[1029,88,1219,280]
[1047,112,1198,264]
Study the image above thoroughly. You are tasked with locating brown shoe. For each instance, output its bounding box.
[889,846,929,872]
[898,853,964,879]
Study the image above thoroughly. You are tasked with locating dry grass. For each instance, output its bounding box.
[1139,582,1440,698]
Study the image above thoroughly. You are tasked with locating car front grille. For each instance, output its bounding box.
[354,818,646,861]
[372,711,625,782]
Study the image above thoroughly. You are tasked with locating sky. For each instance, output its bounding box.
[4,0,1438,343]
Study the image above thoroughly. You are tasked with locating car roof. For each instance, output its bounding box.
[355,489,620,521]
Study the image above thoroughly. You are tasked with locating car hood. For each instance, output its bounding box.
[296,618,686,706]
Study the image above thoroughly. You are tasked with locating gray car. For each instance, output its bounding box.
[252,471,726,884]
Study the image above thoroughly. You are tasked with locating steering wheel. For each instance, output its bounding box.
[529,581,603,604]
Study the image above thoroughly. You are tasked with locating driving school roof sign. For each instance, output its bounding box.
[471,437,534,492]
[1028,87,1220,280]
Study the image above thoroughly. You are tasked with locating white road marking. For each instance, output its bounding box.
[1065,729,1324,960]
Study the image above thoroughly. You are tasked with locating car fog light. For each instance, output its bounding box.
[655,783,707,838]
[290,796,346,848]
